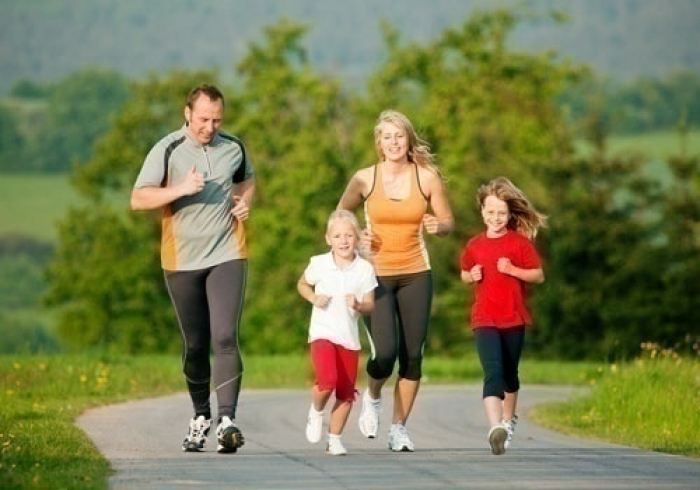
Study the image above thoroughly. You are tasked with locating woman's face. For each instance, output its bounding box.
[481,195,510,237]
[378,121,409,163]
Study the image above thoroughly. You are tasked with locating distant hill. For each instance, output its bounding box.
[2,0,699,95]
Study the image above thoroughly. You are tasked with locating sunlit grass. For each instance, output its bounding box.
[0,354,183,489]
[530,345,700,458]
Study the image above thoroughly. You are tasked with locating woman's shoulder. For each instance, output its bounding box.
[415,163,442,188]
[353,165,376,181]
[346,165,377,194]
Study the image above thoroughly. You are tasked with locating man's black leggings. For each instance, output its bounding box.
[164,259,247,421]
[364,271,432,381]
[473,326,525,399]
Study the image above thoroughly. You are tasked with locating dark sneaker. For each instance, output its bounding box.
[216,416,245,453]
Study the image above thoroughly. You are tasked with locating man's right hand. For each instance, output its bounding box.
[181,165,205,196]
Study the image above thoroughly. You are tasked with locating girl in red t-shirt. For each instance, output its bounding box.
[460,176,547,456]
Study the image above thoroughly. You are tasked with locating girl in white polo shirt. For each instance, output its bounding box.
[297,210,377,455]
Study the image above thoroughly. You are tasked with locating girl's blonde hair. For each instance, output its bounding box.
[326,209,362,239]
[478,177,547,240]
[373,109,442,177]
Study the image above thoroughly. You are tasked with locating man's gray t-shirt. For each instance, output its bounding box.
[134,125,254,271]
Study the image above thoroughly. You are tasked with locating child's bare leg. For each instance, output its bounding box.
[503,391,518,421]
[311,385,332,412]
[328,399,352,435]
[483,396,503,426]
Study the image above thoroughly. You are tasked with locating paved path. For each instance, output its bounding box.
[77,385,700,489]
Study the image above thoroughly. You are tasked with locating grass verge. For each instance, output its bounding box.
[530,349,700,458]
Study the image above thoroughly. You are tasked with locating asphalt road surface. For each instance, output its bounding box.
[77,385,700,489]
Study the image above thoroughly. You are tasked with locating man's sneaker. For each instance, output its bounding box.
[326,435,348,456]
[182,415,211,452]
[216,416,245,453]
[305,405,324,444]
[488,424,508,456]
[358,390,381,438]
[503,414,518,449]
[388,423,415,452]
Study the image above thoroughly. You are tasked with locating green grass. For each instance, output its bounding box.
[606,129,700,160]
[2,351,695,489]
[0,174,81,242]
[531,350,700,458]
[575,129,700,160]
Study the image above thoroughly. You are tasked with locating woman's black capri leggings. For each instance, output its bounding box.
[364,270,432,381]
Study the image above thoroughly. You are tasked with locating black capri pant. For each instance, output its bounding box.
[473,326,525,399]
[364,270,432,381]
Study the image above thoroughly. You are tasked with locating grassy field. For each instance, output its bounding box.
[0,174,84,242]
[595,129,700,160]
[0,352,697,489]
[531,346,700,458]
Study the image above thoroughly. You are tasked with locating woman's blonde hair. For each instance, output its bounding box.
[373,109,441,177]
[478,177,547,240]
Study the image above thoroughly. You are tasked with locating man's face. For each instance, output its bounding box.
[184,94,223,145]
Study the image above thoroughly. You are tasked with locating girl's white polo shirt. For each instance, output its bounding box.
[303,251,377,350]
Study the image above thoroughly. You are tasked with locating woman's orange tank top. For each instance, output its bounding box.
[363,163,430,277]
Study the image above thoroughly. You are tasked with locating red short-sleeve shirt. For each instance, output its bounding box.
[460,230,542,329]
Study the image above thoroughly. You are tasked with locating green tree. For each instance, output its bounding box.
[231,20,356,353]
[531,110,661,360]
[558,70,700,135]
[8,79,49,99]
[45,10,687,361]
[0,104,26,171]
[0,236,58,354]
[652,133,700,352]
[38,68,130,173]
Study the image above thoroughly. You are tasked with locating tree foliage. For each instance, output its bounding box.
[532,113,661,359]
[41,69,131,173]
[532,111,700,360]
[0,68,130,174]
[0,236,57,354]
[41,10,700,359]
[229,20,356,353]
[559,70,700,135]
